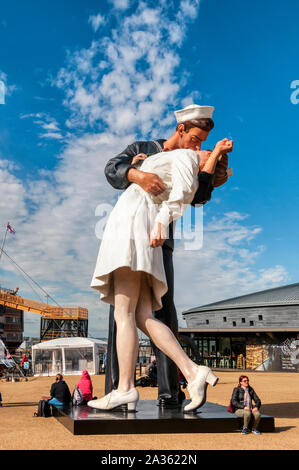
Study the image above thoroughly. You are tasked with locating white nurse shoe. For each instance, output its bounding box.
[87,387,139,412]
[184,366,218,413]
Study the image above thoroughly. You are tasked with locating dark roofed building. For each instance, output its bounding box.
[179,283,299,372]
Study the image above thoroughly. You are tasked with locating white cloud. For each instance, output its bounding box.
[179,0,200,20]
[0,71,7,82]
[39,121,59,131]
[258,266,288,284]
[20,112,64,140]
[39,132,63,140]
[0,131,134,337]
[181,91,202,108]
[0,160,28,222]
[0,70,19,99]
[88,13,106,32]
[109,0,130,10]
[52,2,198,135]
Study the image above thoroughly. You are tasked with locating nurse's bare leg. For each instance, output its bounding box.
[135,273,198,384]
[113,267,141,393]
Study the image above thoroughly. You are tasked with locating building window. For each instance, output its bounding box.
[223,317,227,322]
[206,320,209,325]
[258,315,263,321]
[232,321,236,327]
[5,316,20,324]
[250,321,254,326]
[6,333,22,340]
[242,318,245,323]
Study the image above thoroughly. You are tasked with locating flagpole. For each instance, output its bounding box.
[0,222,9,263]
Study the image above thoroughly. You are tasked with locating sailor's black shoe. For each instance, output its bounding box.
[157,396,180,409]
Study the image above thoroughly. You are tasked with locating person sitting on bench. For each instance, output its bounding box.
[48,374,71,406]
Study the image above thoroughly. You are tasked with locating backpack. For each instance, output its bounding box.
[72,386,85,406]
[34,399,52,417]
[135,376,153,387]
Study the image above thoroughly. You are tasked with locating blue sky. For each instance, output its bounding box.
[0,0,299,337]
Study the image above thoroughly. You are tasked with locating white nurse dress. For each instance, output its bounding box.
[90,148,200,311]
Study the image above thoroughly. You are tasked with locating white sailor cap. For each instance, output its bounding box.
[174,104,215,123]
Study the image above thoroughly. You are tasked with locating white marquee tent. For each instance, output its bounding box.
[32,337,107,376]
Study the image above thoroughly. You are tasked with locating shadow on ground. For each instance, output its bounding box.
[261,403,299,418]
[274,426,296,433]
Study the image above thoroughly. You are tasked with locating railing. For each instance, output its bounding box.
[200,356,245,369]
[40,331,76,341]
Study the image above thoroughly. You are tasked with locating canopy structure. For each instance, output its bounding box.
[0,339,18,368]
[32,337,107,376]
[0,340,11,367]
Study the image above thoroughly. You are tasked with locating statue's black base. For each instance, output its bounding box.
[51,400,275,435]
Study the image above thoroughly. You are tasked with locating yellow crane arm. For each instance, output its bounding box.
[0,290,88,320]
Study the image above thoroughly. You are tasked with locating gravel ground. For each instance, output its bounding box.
[0,371,298,450]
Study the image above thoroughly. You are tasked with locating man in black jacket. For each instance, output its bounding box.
[103,104,229,408]
[48,374,72,406]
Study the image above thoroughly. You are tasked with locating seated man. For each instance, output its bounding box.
[48,373,71,406]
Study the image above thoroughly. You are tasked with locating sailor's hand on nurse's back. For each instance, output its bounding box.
[127,168,165,195]
[215,138,233,155]
[131,153,148,165]
[150,222,167,248]
[139,172,166,196]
